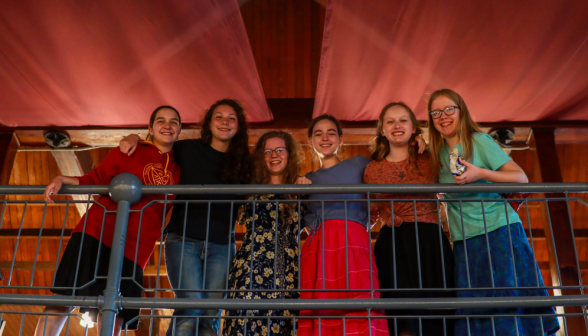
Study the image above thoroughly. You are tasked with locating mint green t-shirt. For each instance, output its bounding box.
[439,132,521,242]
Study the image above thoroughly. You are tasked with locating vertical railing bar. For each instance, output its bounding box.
[419,316,422,336]
[63,312,72,336]
[195,316,200,336]
[133,208,145,285]
[53,201,69,286]
[318,317,321,336]
[539,315,545,336]
[178,202,189,290]
[514,315,520,336]
[8,202,28,285]
[297,200,302,291]
[345,200,349,290]
[443,317,447,336]
[321,200,325,291]
[503,200,518,287]
[19,313,25,336]
[368,312,372,336]
[435,199,447,289]
[367,193,374,297]
[391,200,397,290]
[0,200,6,231]
[564,191,583,287]
[466,316,471,336]
[545,200,564,291]
[524,199,541,286]
[202,201,212,289]
[490,316,496,336]
[413,200,422,289]
[99,199,132,336]
[225,200,235,290]
[30,203,48,286]
[91,206,108,306]
[583,306,588,335]
[459,200,471,288]
[151,193,169,335]
[481,200,495,288]
[274,199,279,290]
[250,200,256,290]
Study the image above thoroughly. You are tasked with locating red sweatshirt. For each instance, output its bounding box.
[73,141,180,269]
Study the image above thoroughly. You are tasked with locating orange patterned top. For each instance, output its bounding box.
[363,154,439,227]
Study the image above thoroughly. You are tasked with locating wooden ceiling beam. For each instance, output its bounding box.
[51,151,95,217]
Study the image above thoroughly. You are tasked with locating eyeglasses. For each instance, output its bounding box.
[263,147,287,156]
[429,106,459,119]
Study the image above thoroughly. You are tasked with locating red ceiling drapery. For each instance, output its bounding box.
[0,0,271,127]
[313,0,588,122]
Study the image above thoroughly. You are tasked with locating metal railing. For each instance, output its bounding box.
[0,176,587,335]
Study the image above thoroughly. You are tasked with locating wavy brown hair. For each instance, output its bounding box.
[251,131,301,225]
[427,89,483,176]
[370,102,423,173]
[252,131,302,185]
[200,99,251,184]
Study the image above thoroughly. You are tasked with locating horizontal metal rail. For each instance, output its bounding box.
[0,182,587,195]
[1,295,587,311]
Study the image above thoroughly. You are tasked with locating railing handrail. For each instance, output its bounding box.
[0,182,587,196]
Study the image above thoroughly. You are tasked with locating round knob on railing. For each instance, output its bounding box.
[109,173,143,204]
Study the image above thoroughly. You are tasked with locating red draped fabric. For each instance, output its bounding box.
[313,0,588,121]
[0,0,271,127]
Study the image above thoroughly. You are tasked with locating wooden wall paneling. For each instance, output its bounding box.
[240,0,324,99]
[532,128,587,336]
[310,1,325,96]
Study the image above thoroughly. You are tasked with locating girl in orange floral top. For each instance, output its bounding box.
[363,102,454,336]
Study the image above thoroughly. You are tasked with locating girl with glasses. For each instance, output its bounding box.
[223,131,302,336]
[364,102,454,336]
[427,89,559,336]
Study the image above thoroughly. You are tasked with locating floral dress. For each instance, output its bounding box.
[223,194,300,336]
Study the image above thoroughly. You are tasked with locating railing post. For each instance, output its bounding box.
[100,173,143,336]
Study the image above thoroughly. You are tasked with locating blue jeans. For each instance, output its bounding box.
[165,233,235,336]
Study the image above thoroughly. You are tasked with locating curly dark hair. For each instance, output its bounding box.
[200,99,251,184]
[251,131,302,185]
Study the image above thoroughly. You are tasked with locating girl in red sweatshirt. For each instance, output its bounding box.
[35,106,181,336]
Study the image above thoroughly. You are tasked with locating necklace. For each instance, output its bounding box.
[386,156,410,181]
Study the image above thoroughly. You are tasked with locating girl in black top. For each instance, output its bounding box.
[120,99,250,336]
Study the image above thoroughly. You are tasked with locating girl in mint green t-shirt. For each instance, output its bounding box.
[427,89,559,336]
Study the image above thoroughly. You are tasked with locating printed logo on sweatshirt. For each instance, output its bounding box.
[143,163,174,185]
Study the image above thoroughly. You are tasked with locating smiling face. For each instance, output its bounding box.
[380,105,416,147]
[264,137,288,176]
[209,104,238,142]
[308,119,341,158]
[148,108,181,146]
[431,95,460,137]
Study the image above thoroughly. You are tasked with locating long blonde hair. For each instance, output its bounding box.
[370,102,423,172]
[427,89,483,176]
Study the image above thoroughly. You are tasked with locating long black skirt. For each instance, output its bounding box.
[374,222,455,336]
[51,232,144,330]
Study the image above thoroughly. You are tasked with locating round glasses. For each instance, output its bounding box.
[263,147,287,156]
[429,106,459,119]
